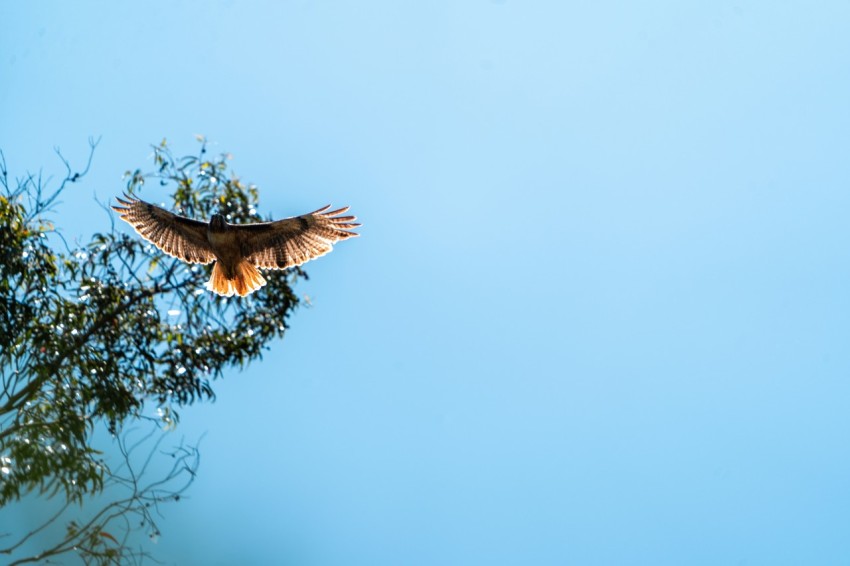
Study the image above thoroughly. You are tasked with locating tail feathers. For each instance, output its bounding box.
[206,261,267,297]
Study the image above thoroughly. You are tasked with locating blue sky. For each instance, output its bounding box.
[3,1,850,564]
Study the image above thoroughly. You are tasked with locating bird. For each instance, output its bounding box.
[112,194,359,297]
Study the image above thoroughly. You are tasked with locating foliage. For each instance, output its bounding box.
[0,138,307,563]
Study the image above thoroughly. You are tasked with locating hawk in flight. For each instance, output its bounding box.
[112,194,359,297]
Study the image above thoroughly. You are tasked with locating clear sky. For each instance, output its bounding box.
[3,1,850,564]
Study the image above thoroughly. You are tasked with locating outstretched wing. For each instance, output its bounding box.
[236,205,360,270]
[112,194,216,264]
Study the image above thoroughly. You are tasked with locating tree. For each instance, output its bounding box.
[0,138,308,563]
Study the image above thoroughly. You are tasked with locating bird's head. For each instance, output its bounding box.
[209,214,227,231]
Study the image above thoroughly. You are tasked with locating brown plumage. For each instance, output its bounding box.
[112,194,360,297]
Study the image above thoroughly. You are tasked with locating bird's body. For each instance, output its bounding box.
[112,196,359,297]
[203,214,268,296]
[206,216,240,264]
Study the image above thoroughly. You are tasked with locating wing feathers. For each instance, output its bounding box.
[112,194,216,265]
[238,205,360,270]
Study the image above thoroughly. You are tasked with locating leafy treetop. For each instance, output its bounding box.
[0,138,306,507]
